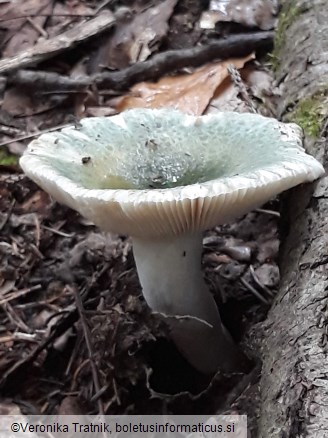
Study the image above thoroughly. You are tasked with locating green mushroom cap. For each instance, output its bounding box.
[20,109,324,237]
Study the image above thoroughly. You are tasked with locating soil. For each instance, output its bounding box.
[0,171,279,434]
[0,0,282,435]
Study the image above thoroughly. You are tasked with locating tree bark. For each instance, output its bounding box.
[259,0,328,437]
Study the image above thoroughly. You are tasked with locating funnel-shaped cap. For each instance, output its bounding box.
[20,109,324,237]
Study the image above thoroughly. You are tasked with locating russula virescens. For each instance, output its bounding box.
[20,109,324,374]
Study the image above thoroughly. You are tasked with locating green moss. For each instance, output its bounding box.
[0,148,17,166]
[286,92,328,137]
[271,3,309,72]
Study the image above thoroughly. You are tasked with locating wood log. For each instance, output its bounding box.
[259,0,328,436]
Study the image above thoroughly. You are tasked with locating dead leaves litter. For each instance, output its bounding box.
[200,0,278,31]
[116,55,253,115]
[104,0,178,70]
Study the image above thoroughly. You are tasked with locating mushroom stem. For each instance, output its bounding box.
[132,234,249,374]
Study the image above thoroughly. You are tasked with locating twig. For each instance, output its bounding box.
[0,122,72,147]
[71,285,104,414]
[227,64,257,113]
[66,337,83,377]
[0,284,42,305]
[240,277,270,305]
[112,378,121,406]
[94,0,115,14]
[26,17,48,38]
[0,124,25,137]
[72,358,92,389]
[0,332,39,343]
[0,11,116,74]
[0,13,95,22]
[0,309,78,388]
[218,360,262,412]
[249,265,275,298]
[0,199,15,231]
[255,207,280,217]
[7,31,273,92]
[41,225,74,238]
[90,385,109,403]
[1,302,32,333]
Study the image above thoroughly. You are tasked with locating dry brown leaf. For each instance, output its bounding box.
[86,107,117,117]
[116,55,252,116]
[207,65,273,114]
[58,396,85,415]
[104,0,178,70]
[0,280,16,297]
[2,88,49,117]
[200,0,278,31]
[47,1,94,38]
[0,11,115,75]
[0,401,22,415]
[0,0,53,58]
[207,75,249,114]
[129,0,178,63]
[19,190,52,216]
[254,263,280,287]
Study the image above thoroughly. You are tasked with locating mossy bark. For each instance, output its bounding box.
[259,1,328,437]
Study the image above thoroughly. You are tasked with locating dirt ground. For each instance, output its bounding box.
[0,0,281,434]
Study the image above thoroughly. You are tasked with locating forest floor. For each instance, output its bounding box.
[0,0,281,434]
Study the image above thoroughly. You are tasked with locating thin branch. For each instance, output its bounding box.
[227,63,258,113]
[218,360,262,412]
[0,309,78,388]
[71,285,104,414]
[7,31,273,92]
[0,11,116,75]
[240,277,270,305]
[0,122,72,147]
[0,13,95,22]
[0,284,42,306]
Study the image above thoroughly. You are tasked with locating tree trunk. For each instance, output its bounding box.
[259,0,328,437]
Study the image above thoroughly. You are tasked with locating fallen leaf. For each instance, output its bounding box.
[103,0,178,70]
[0,0,53,58]
[129,0,178,63]
[0,280,15,297]
[58,397,85,415]
[0,401,22,415]
[255,263,280,287]
[257,238,279,263]
[207,63,273,114]
[2,87,52,118]
[207,75,250,114]
[47,1,94,38]
[116,55,252,115]
[86,107,116,117]
[200,0,278,31]
[19,190,52,216]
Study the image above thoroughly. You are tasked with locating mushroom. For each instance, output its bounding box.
[20,109,324,374]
